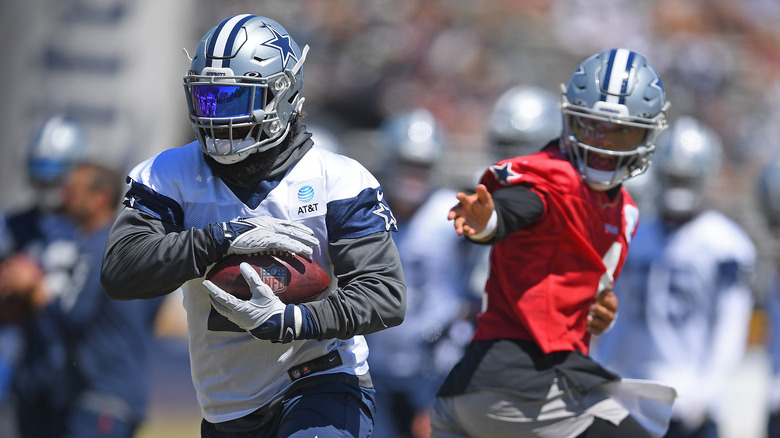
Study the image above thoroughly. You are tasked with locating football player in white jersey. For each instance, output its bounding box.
[100,14,406,437]
[591,116,756,438]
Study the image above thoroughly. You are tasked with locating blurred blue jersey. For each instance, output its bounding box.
[591,210,755,427]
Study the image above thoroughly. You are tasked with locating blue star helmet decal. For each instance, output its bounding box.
[489,162,521,186]
[261,24,299,68]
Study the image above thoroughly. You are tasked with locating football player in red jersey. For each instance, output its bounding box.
[430,48,675,438]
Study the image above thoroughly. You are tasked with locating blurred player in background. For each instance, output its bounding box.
[757,159,780,438]
[366,108,476,438]
[431,48,675,438]
[306,123,343,155]
[620,164,660,218]
[1,162,164,437]
[0,115,85,437]
[100,14,406,437]
[591,116,756,438]
[486,85,562,162]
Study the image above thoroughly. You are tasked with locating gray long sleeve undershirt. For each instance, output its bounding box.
[101,207,406,339]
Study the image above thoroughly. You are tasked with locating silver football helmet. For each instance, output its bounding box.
[757,160,780,233]
[653,116,722,221]
[27,115,87,187]
[561,48,669,191]
[380,108,445,211]
[381,108,444,166]
[487,85,562,161]
[184,14,308,164]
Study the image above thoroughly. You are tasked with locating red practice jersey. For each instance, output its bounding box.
[473,144,639,354]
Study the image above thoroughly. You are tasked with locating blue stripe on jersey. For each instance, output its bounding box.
[123,180,185,227]
[224,173,284,209]
[327,187,397,240]
[717,260,742,287]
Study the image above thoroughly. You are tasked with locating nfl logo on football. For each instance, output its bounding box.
[260,265,288,293]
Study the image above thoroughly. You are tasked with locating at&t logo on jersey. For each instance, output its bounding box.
[298,185,315,202]
[290,179,326,219]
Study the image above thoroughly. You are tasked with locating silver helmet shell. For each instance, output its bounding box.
[487,85,562,161]
[379,108,445,210]
[184,14,308,164]
[381,108,444,166]
[27,115,87,187]
[653,116,722,221]
[561,48,669,190]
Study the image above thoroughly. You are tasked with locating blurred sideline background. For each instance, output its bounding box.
[2,1,780,437]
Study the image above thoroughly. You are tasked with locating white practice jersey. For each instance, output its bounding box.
[127,141,392,423]
[591,210,755,424]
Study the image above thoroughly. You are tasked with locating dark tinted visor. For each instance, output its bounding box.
[188,84,264,118]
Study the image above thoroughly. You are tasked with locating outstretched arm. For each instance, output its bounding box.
[449,184,544,244]
[448,184,496,240]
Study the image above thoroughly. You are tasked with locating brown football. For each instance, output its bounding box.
[206,252,330,304]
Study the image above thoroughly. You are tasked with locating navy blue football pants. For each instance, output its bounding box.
[201,379,376,438]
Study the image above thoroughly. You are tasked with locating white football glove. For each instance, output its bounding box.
[211,216,319,256]
[203,262,315,343]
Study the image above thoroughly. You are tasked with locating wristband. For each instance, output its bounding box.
[469,210,497,241]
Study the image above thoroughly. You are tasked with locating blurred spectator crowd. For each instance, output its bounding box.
[195,0,780,164]
[192,1,780,282]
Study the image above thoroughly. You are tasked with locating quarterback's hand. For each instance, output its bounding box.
[203,262,318,343]
[587,289,618,335]
[448,184,495,240]
[210,216,319,256]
